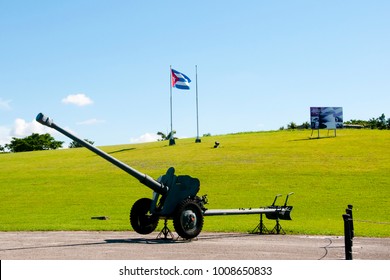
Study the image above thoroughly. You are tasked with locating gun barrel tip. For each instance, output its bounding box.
[36,112,43,120]
[36,113,53,126]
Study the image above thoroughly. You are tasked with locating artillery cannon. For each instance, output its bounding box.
[36,113,207,239]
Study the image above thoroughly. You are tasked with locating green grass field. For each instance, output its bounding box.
[1,129,389,237]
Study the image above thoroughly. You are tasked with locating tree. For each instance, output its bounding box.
[5,133,63,153]
[378,113,387,130]
[157,130,176,141]
[367,113,388,129]
[300,121,310,129]
[287,122,297,130]
[157,131,167,141]
[69,139,94,148]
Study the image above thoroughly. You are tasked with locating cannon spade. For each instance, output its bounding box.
[36,113,207,239]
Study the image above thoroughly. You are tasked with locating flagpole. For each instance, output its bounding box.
[195,65,201,143]
[169,65,175,145]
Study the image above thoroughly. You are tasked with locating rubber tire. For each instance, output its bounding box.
[130,198,159,235]
[173,199,204,239]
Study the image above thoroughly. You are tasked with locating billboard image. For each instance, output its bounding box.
[310,107,343,129]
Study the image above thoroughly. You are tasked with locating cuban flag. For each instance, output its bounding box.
[171,68,191,90]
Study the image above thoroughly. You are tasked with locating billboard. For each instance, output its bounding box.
[310,107,343,129]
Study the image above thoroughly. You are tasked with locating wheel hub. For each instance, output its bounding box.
[182,210,197,229]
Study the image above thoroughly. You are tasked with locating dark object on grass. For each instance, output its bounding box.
[91,216,110,220]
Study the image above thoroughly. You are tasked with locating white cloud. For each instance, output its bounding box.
[0,126,11,146]
[129,133,160,144]
[76,118,106,125]
[0,118,57,146]
[11,118,52,137]
[0,98,12,110]
[61,93,93,106]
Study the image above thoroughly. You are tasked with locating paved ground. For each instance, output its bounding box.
[0,231,389,260]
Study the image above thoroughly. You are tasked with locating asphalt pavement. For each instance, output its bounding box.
[0,231,389,260]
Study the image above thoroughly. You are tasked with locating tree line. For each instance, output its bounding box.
[0,133,94,153]
[281,113,390,130]
[344,113,390,130]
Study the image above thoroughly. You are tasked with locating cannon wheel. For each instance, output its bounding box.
[130,198,159,234]
[173,198,204,239]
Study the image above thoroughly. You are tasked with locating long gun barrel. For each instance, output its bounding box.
[36,113,168,195]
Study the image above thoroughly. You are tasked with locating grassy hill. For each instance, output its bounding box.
[1,129,389,237]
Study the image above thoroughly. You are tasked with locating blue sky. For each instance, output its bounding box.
[1,0,389,146]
